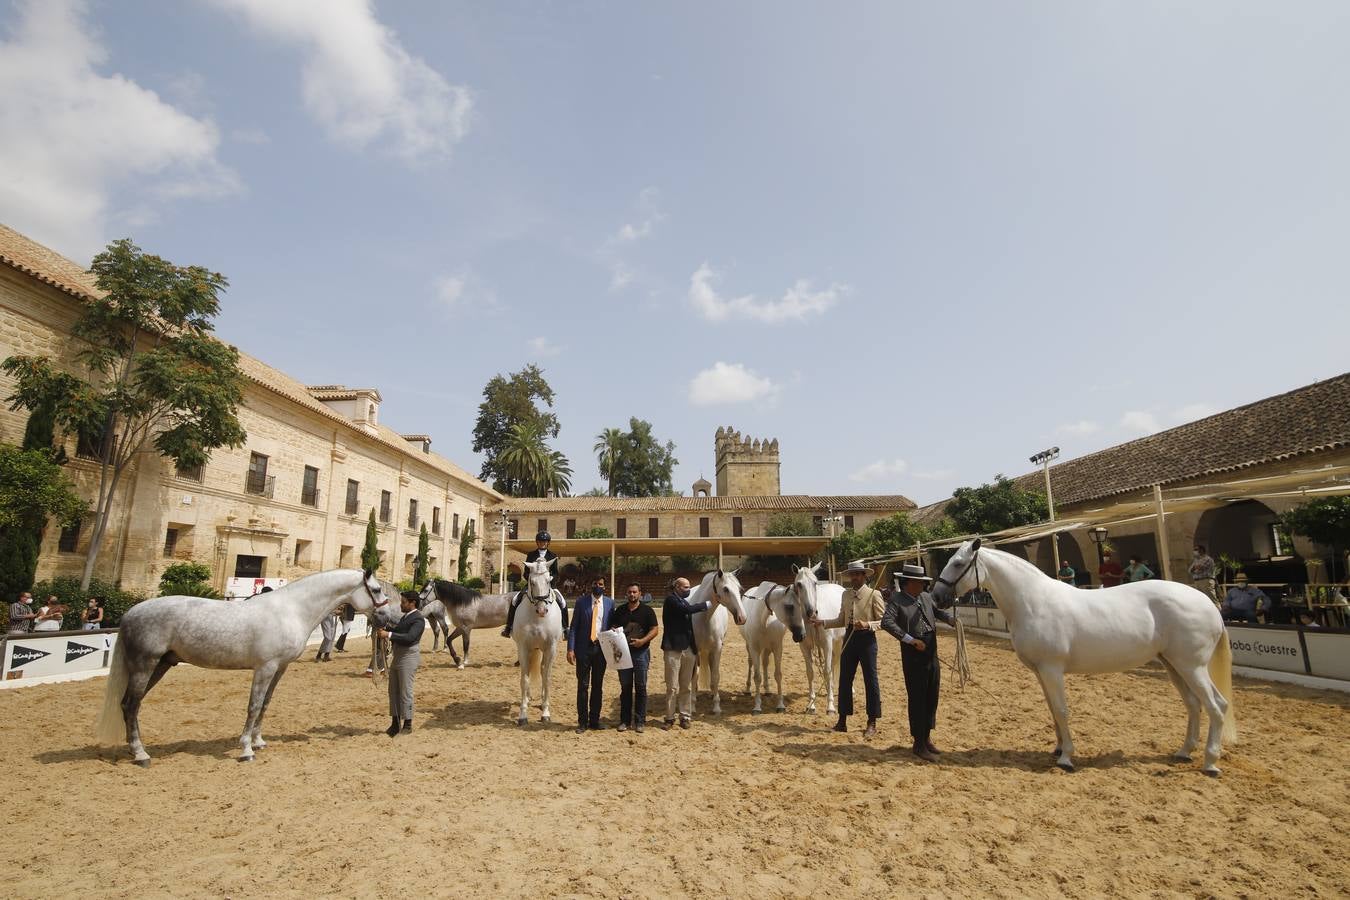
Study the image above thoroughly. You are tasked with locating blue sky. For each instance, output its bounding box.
[3,1,1349,503]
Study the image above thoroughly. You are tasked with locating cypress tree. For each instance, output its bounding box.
[361,508,381,573]
[413,523,430,586]
[0,403,62,603]
[457,519,476,582]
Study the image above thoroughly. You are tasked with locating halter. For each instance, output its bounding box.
[364,576,389,609]
[936,545,982,595]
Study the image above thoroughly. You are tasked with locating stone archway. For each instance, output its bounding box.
[1194,499,1302,583]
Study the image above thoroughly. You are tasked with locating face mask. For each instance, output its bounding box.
[592,586,603,596]
[678,587,690,598]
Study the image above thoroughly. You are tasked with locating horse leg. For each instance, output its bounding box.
[709,644,723,716]
[515,643,530,726]
[773,643,786,713]
[446,627,463,666]
[538,642,556,724]
[123,653,172,766]
[1175,663,1229,776]
[239,663,279,762]
[802,642,817,713]
[1034,666,1075,771]
[823,641,838,716]
[250,663,289,751]
[1159,657,1202,761]
[749,644,763,714]
[461,629,471,668]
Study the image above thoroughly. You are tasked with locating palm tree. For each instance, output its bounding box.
[500,422,548,496]
[542,449,573,497]
[594,427,625,497]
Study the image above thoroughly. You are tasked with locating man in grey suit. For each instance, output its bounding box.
[379,590,426,736]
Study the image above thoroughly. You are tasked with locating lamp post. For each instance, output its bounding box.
[822,505,844,581]
[1088,526,1109,582]
[494,509,512,593]
[1029,447,1061,575]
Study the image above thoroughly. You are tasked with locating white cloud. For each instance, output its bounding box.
[0,0,239,257]
[687,362,778,406]
[432,271,498,314]
[689,264,846,324]
[207,0,472,161]
[434,274,466,307]
[1119,410,1161,435]
[602,188,662,291]
[1056,420,1101,436]
[1172,403,1218,423]
[608,263,634,291]
[527,336,561,358]
[848,459,909,483]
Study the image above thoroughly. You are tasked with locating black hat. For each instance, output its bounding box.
[536,531,551,542]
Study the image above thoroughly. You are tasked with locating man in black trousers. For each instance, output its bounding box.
[881,563,957,762]
[566,575,613,734]
[812,561,885,738]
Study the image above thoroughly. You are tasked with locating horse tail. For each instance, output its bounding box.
[1210,629,1238,745]
[528,647,541,685]
[94,637,128,743]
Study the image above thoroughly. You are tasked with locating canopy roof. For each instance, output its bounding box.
[506,536,831,558]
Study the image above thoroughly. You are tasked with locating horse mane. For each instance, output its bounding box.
[433,579,482,608]
[981,545,1058,581]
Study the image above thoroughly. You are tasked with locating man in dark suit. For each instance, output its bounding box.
[881,563,956,762]
[661,576,710,730]
[379,590,426,736]
[567,575,614,734]
[502,531,567,637]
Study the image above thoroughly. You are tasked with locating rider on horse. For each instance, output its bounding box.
[502,531,569,637]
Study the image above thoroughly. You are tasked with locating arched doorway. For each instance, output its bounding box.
[1195,500,1301,584]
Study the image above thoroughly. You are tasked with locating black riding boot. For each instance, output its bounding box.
[334,632,347,652]
[501,598,520,638]
[833,715,847,733]
[558,597,569,630]
[385,717,401,737]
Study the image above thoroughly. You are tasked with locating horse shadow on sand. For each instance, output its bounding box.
[34,731,317,767]
[423,699,536,731]
[770,740,1161,772]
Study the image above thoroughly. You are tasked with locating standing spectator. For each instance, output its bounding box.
[1220,574,1265,624]
[334,603,354,652]
[1098,550,1124,588]
[1057,561,1076,585]
[80,597,104,631]
[567,575,613,734]
[34,595,65,631]
[378,591,425,736]
[8,591,36,634]
[611,582,658,733]
[880,563,956,762]
[315,606,338,662]
[661,576,710,731]
[813,561,885,738]
[1189,545,1218,603]
[1123,556,1154,582]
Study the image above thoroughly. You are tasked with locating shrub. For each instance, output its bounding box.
[159,562,220,599]
[29,575,145,629]
[461,576,486,591]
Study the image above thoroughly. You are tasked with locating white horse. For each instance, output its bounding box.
[512,558,564,726]
[772,562,846,714]
[931,539,1237,775]
[690,569,748,716]
[94,568,385,766]
[417,580,515,668]
[740,581,789,713]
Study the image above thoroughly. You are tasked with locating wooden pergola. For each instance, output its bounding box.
[505,536,831,589]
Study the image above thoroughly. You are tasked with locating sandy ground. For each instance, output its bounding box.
[1,627,1348,899]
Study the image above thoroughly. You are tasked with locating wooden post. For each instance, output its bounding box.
[718,541,724,573]
[1153,484,1173,581]
[610,542,616,592]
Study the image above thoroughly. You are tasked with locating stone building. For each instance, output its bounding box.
[0,224,501,595]
[714,427,780,496]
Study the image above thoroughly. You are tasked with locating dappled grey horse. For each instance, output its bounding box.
[95,568,385,766]
[418,579,516,668]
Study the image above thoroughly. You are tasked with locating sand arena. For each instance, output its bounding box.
[2,629,1347,898]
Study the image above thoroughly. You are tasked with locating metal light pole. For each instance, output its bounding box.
[1088,526,1109,584]
[1030,447,1061,576]
[823,505,843,581]
[495,509,512,592]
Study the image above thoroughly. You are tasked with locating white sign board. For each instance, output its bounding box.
[2,632,118,686]
[1226,625,1306,674]
[1304,631,1350,681]
[599,628,632,670]
[225,577,288,599]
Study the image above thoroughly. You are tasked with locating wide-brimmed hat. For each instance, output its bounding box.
[839,561,873,577]
[895,563,932,583]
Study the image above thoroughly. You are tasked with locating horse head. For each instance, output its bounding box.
[709,568,747,626]
[417,580,438,608]
[347,568,387,614]
[524,557,555,616]
[931,538,981,605]
[765,584,805,643]
[788,560,828,629]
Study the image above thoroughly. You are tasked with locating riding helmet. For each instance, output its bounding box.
[536,530,551,542]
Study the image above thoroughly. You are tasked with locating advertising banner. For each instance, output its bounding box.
[2,631,119,686]
[1226,625,1306,674]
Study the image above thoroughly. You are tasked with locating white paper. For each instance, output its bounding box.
[599,627,632,670]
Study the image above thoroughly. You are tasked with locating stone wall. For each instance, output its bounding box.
[714,427,781,496]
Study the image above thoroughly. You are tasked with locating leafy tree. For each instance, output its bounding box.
[361,509,381,572]
[823,513,958,575]
[456,518,477,582]
[744,513,816,572]
[471,365,560,494]
[2,238,247,590]
[0,442,85,604]
[572,525,614,573]
[671,554,715,573]
[597,417,678,498]
[159,562,219,598]
[498,422,572,497]
[1283,496,1350,580]
[413,523,431,586]
[946,475,1048,535]
[581,486,608,497]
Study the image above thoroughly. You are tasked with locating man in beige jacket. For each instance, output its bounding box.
[812,561,885,738]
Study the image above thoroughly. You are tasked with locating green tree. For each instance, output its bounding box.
[456,518,477,582]
[1283,496,1350,580]
[744,513,816,572]
[2,238,247,590]
[946,475,1048,535]
[604,417,678,498]
[361,509,381,573]
[413,523,430,586]
[471,365,560,494]
[159,562,219,598]
[594,427,625,496]
[572,525,614,574]
[822,513,958,575]
[0,442,85,604]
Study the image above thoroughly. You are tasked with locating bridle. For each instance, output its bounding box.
[362,574,388,610]
[935,545,982,596]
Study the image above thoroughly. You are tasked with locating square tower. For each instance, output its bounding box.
[714,427,781,496]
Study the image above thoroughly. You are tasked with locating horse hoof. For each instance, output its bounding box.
[1056,761,1075,773]
[516,718,526,727]
[541,715,551,724]
[751,708,762,716]
[238,755,254,763]
[1203,767,1221,778]
[132,758,151,768]
[1172,752,1192,763]
[776,707,787,713]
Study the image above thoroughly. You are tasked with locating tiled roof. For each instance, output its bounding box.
[0,223,500,501]
[488,494,915,513]
[307,385,382,402]
[1013,373,1350,507]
